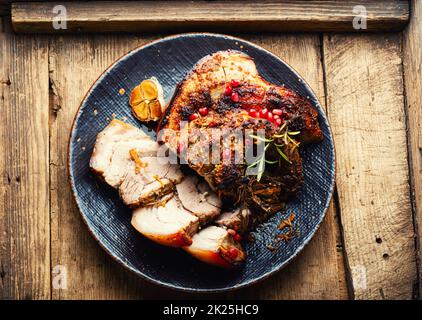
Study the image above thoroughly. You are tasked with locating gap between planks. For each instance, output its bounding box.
[322,32,417,299]
[11,0,410,33]
[402,0,422,299]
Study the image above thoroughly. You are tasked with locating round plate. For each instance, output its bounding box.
[69,33,335,292]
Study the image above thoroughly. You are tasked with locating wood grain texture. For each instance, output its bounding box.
[11,1,409,34]
[323,33,417,299]
[0,17,50,299]
[403,0,422,298]
[228,34,343,300]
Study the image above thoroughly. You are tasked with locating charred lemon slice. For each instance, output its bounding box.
[129,77,165,122]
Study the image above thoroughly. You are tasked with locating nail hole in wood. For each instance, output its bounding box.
[383,253,389,260]
[376,237,382,244]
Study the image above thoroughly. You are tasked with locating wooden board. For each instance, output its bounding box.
[323,33,417,299]
[0,17,50,299]
[11,1,410,33]
[403,0,422,298]
[228,34,343,299]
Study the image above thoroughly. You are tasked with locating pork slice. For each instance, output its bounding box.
[175,175,222,224]
[90,119,157,188]
[119,156,183,207]
[215,207,252,234]
[131,194,199,247]
[184,226,246,268]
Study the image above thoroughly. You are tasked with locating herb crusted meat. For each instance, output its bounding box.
[158,50,322,213]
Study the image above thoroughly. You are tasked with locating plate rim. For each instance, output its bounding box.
[68,32,336,293]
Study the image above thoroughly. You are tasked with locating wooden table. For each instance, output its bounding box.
[0,1,421,300]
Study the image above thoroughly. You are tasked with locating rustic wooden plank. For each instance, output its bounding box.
[11,1,409,34]
[0,17,50,299]
[323,33,417,299]
[403,0,422,298]
[227,34,343,299]
[48,34,228,299]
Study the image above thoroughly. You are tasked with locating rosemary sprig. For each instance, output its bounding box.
[246,121,301,182]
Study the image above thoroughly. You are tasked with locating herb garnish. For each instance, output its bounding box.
[247,122,301,182]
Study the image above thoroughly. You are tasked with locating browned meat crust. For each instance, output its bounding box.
[158,50,321,214]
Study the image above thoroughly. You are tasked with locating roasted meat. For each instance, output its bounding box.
[184,225,246,268]
[158,50,321,212]
[90,119,183,206]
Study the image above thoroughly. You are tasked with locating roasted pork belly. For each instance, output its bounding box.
[131,194,199,247]
[184,225,246,268]
[90,119,182,206]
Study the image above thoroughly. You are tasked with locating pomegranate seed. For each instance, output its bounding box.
[224,85,232,96]
[273,114,280,120]
[223,149,231,159]
[188,113,198,121]
[260,108,268,118]
[245,138,253,146]
[275,118,282,126]
[272,109,283,116]
[248,108,258,118]
[228,248,239,259]
[177,142,185,153]
[230,79,241,87]
[266,112,274,122]
[234,234,242,242]
[227,229,236,236]
[198,107,208,116]
[230,92,239,102]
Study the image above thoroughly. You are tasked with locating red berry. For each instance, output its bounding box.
[198,107,208,116]
[222,149,231,159]
[273,114,280,120]
[266,112,274,122]
[230,92,239,102]
[275,118,282,126]
[224,85,232,96]
[188,113,198,121]
[234,234,242,242]
[248,108,258,118]
[228,248,238,259]
[272,109,283,116]
[260,108,268,118]
[230,79,241,87]
[227,229,236,236]
[177,142,185,153]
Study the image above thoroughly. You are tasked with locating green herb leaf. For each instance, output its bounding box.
[288,131,300,136]
[276,146,292,164]
[265,159,278,164]
[257,157,265,181]
[249,134,274,143]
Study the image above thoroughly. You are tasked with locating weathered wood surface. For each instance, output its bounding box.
[230,34,344,300]
[0,17,50,299]
[323,33,417,299]
[11,1,410,34]
[1,10,421,300]
[403,0,422,298]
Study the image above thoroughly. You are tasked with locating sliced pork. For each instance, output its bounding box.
[131,194,199,247]
[130,175,222,247]
[90,119,182,206]
[119,155,183,207]
[175,175,222,223]
[184,226,246,268]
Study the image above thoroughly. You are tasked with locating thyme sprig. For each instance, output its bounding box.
[247,122,301,182]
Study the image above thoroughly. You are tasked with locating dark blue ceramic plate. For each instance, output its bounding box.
[69,33,335,292]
